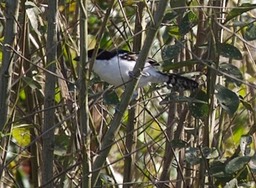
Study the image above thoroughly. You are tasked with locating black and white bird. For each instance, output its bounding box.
[74,49,198,90]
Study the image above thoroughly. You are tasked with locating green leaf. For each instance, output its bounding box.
[179,11,198,35]
[219,63,243,86]
[225,156,251,174]
[209,160,227,178]
[12,125,31,147]
[103,90,119,105]
[55,87,61,103]
[244,22,256,41]
[161,43,182,63]
[201,147,219,159]
[215,85,240,115]
[218,43,242,60]
[189,90,209,119]
[179,13,191,35]
[185,147,201,165]
[225,3,256,23]
[168,25,181,39]
[162,11,178,23]
[19,89,26,100]
[249,154,256,172]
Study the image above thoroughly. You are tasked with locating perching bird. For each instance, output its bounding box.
[74,49,198,91]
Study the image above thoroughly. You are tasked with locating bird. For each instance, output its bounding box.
[74,49,198,91]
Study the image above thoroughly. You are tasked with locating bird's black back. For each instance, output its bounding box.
[88,49,116,60]
[75,48,158,66]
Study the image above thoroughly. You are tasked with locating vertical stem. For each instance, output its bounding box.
[79,0,91,187]
[159,98,188,188]
[42,0,58,187]
[0,0,19,131]
[133,2,145,52]
[20,0,39,186]
[123,3,145,186]
[123,99,138,187]
[159,102,177,188]
[199,0,222,186]
[0,0,19,181]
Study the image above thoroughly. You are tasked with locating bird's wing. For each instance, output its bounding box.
[113,50,159,67]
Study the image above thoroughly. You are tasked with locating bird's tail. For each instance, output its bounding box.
[167,74,198,91]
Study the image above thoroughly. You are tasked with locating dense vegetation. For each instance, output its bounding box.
[0,0,256,187]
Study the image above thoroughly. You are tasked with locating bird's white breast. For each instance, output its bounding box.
[93,56,135,87]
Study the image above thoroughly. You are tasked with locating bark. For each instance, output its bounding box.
[42,0,58,187]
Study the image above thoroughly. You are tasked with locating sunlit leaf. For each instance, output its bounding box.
[12,125,31,147]
[55,87,61,103]
[189,90,209,119]
[68,2,77,12]
[168,25,181,39]
[88,15,102,34]
[225,156,250,174]
[19,89,26,100]
[0,49,3,63]
[100,34,113,48]
[145,121,162,140]
[225,3,256,23]
[218,43,242,60]
[225,124,250,152]
[219,63,243,86]
[215,85,239,115]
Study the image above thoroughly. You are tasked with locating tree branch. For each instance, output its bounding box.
[91,0,170,186]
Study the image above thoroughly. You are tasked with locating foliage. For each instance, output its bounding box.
[0,0,256,187]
